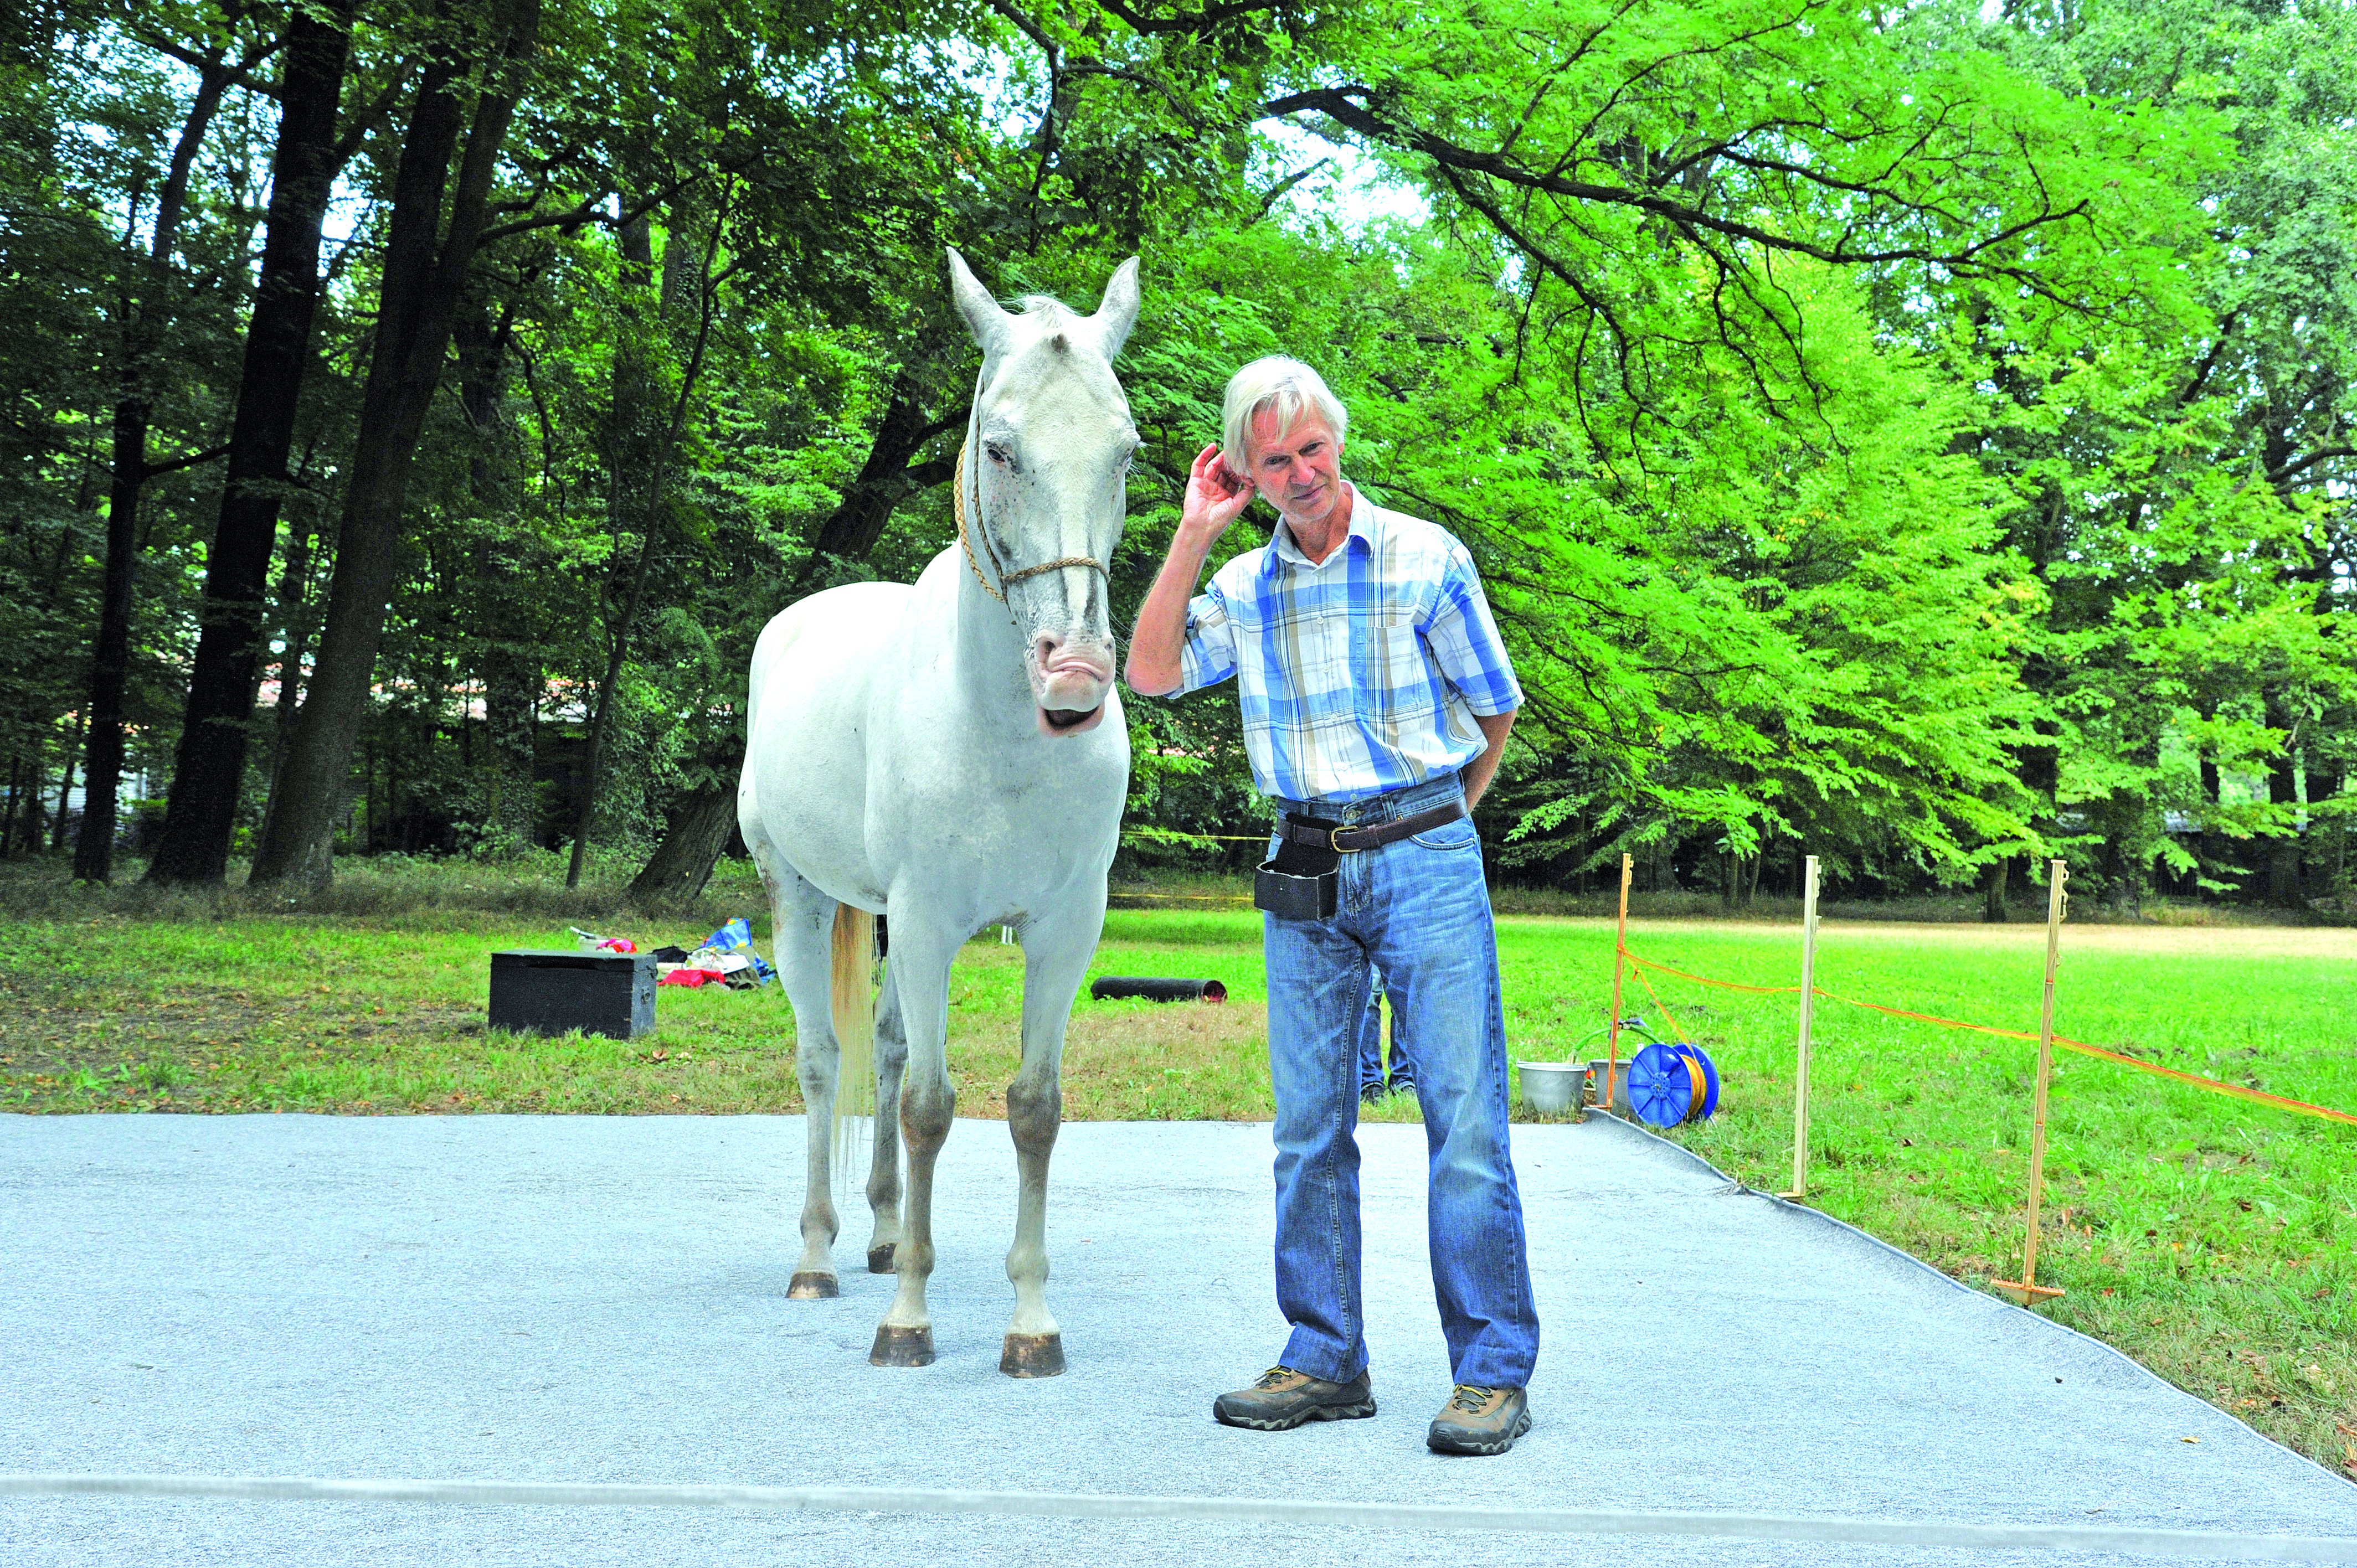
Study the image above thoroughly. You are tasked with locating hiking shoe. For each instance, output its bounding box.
[1427,1384,1530,1455]
[1213,1366,1376,1431]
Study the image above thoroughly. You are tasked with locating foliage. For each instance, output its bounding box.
[0,0,2344,917]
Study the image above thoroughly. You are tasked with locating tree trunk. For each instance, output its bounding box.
[254,510,317,854]
[2303,754,2334,826]
[74,56,239,883]
[564,208,662,889]
[481,645,538,849]
[452,297,538,854]
[250,0,540,890]
[147,1,356,886]
[50,709,84,853]
[2263,694,2304,910]
[1982,857,2009,922]
[795,369,961,584]
[3,757,23,858]
[563,191,728,888]
[625,783,737,904]
[12,755,38,856]
[21,755,52,853]
[74,402,148,881]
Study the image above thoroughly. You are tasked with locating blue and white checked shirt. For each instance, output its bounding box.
[1166,487,1522,805]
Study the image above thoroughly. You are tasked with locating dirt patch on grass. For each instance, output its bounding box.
[1066,996,1268,1057]
[936,996,1274,1120]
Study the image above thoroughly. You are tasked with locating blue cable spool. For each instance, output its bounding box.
[1672,1043,1721,1120]
[1625,1042,1700,1127]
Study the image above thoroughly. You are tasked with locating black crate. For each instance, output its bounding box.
[488,950,656,1040]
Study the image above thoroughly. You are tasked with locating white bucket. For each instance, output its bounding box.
[1517,1060,1586,1115]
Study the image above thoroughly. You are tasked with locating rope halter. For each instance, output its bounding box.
[955,440,1109,605]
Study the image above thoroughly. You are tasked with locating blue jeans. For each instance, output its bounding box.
[1262,772,1538,1389]
[1357,967,1413,1093]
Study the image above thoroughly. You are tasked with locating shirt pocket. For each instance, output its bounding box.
[1361,612,1430,715]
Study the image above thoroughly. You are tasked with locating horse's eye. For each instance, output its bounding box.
[985,442,1013,468]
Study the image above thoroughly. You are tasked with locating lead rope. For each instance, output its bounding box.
[953,438,1110,605]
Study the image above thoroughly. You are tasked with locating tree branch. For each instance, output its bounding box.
[1263,85,2097,302]
[136,28,282,97]
[142,442,231,479]
[1091,0,1285,34]
[333,66,411,174]
[2268,446,2356,486]
[1252,157,1331,221]
[477,159,731,244]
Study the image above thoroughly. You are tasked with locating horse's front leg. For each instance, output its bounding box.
[761,871,844,1299]
[1000,897,1101,1378]
[870,920,957,1366]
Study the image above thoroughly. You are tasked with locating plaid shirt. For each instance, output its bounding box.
[1168,488,1522,804]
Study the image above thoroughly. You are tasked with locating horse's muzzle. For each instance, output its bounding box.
[1032,646,1113,737]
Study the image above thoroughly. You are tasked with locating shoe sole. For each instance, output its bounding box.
[1214,1396,1377,1432]
[1427,1408,1532,1456]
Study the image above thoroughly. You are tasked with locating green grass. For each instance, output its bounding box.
[1505,915,2357,1485]
[0,859,2351,1480]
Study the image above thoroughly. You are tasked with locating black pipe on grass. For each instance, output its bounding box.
[1089,977,1227,1003]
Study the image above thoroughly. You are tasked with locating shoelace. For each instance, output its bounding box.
[1257,1366,1296,1388]
[1447,1384,1496,1414]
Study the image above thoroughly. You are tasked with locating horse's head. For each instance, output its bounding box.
[948,249,1140,738]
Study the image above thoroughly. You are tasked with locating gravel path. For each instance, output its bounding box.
[3,1111,2351,1565]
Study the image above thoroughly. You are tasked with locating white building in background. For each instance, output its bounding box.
[63,770,155,816]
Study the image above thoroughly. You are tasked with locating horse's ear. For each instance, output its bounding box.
[946,248,1012,357]
[1088,256,1142,360]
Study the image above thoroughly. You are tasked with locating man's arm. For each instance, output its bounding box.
[1125,443,1254,695]
[1462,708,1517,812]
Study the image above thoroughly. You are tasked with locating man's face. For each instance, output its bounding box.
[1246,406,1345,534]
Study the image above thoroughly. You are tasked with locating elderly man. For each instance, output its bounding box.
[1126,356,1538,1456]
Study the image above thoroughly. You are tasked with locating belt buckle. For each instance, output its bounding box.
[1328,824,1357,854]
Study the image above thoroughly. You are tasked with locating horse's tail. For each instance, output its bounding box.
[828,904,878,1184]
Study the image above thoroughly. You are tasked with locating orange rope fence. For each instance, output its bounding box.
[1625,960,1690,1055]
[1624,952,1803,997]
[1619,944,2357,1129]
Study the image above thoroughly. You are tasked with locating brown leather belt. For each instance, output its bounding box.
[1276,800,1467,854]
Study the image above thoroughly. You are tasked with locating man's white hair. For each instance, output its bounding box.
[1221,356,1348,471]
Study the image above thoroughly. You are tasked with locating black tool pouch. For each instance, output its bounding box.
[1253,815,1341,920]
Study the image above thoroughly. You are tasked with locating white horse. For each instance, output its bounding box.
[738,250,1139,1376]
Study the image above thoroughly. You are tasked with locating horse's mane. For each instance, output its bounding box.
[1014,294,1079,326]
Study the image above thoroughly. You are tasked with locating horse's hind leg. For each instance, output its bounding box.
[756,854,845,1299]
[865,969,907,1273]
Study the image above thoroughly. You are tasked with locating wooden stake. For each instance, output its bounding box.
[1781,855,1820,1199]
[1995,859,2068,1306]
[1606,853,1632,1111]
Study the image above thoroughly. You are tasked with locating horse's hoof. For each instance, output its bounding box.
[786,1272,838,1300]
[866,1243,897,1274]
[869,1324,934,1367]
[1000,1332,1064,1378]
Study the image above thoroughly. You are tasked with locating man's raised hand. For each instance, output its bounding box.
[1181,442,1255,544]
